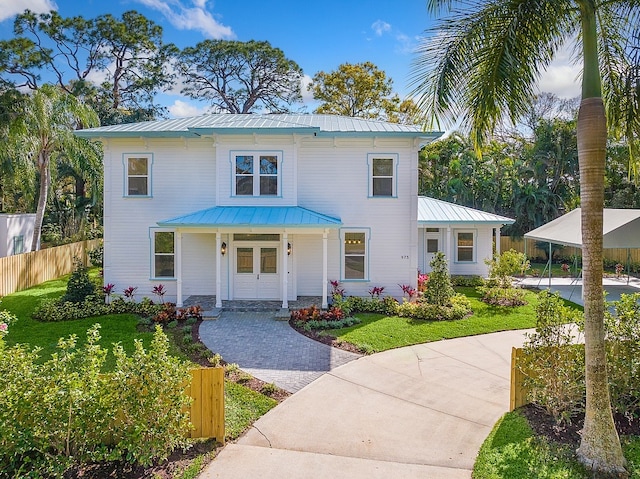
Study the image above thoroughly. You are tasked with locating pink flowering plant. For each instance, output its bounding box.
[329,280,345,299]
[399,284,417,301]
[103,283,115,304]
[0,305,18,342]
[368,286,385,298]
[123,286,138,302]
[152,284,166,304]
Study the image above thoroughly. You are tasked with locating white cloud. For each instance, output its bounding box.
[371,20,391,37]
[537,41,581,99]
[0,0,57,22]
[301,74,314,103]
[134,0,234,39]
[168,99,208,117]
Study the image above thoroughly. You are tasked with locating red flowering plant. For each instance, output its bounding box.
[123,286,138,302]
[329,280,345,299]
[399,284,417,302]
[417,272,429,294]
[103,283,115,304]
[152,284,166,304]
[368,286,385,298]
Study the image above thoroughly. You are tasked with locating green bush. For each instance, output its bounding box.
[33,296,163,322]
[479,286,527,306]
[484,249,530,288]
[87,243,103,267]
[423,252,455,306]
[0,325,192,476]
[61,259,97,303]
[301,316,361,331]
[396,293,471,321]
[332,295,398,316]
[519,291,585,423]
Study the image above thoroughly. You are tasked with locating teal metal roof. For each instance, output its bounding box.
[157,206,342,228]
[75,114,441,140]
[418,196,514,225]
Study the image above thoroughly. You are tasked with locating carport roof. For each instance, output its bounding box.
[524,208,640,249]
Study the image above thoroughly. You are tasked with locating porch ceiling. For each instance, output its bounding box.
[157,206,342,228]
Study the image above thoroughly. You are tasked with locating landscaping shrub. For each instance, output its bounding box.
[300,316,361,331]
[332,295,398,316]
[422,252,455,306]
[33,296,163,322]
[61,259,97,303]
[87,242,103,267]
[480,285,527,306]
[396,293,471,321]
[479,250,529,306]
[0,324,192,476]
[519,291,585,423]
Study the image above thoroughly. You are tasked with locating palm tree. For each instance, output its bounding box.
[8,84,99,250]
[412,1,639,475]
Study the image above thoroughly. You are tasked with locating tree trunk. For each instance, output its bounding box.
[31,153,50,252]
[576,97,627,477]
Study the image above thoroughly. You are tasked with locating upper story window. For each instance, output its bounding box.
[125,154,152,197]
[234,152,280,196]
[368,154,397,197]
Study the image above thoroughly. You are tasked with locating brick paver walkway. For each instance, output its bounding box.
[198,312,362,393]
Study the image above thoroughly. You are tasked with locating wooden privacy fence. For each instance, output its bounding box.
[510,347,528,411]
[186,367,225,441]
[500,237,640,265]
[0,239,101,297]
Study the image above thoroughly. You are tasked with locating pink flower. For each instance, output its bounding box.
[0,323,8,332]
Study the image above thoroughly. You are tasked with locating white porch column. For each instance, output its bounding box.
[446,226,452,272]
[176,231,183,306]
[215,232,222,308]
[495,227,501,255]
[322,230,328,309]
[282,232,288,309]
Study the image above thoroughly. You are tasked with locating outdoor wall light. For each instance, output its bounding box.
[221,242,227,256]
[287,242,292,255]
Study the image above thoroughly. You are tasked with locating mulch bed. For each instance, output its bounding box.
[288,318,364,354]
[521,403,640,447]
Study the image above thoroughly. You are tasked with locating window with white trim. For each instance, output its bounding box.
[368,154,397,197]
[153,231,175,278]
[343,231,367,280]
[12,235,24,255]
[234,153,279,196]
[456,231,475,262]
[125,155,151,196]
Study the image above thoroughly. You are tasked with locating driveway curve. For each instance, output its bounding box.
[198,312,361,393]
[200,329,531,479]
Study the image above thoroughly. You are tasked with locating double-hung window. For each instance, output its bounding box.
[343,231,368,280]
[153,231,175,278]
[368,154,397,197]
[125,154,152,197]
[12,235,24,255]
[234,152,280,196]
[456,231,475,262]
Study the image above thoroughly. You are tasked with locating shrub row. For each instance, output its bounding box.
[520,291,640,423]
[0,325,192,477]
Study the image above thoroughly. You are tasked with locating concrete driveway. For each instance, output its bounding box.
[200,329,530,479]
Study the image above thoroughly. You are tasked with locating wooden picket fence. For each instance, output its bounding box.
[0,239,101,297]
[187,367,225,441]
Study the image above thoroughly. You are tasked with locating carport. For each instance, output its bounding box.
[523,208,640,299]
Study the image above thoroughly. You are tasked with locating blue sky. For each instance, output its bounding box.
[0,0,581,119]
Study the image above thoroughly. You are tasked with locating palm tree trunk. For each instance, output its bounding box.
[576,97,627,476]
[31,153,49,252]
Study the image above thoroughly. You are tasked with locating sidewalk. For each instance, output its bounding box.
[200,329,531,479]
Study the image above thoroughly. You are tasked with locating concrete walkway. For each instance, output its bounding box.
[200,329,531,479]
[517,276,640,306]
[198,312,361,393]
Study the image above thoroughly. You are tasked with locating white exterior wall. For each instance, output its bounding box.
[0,214,35,257]
[102,133,419,302]
[103,137,216,302]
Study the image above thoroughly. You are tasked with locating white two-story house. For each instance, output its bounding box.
[77,114,511,309]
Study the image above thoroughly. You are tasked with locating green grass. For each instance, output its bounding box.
[473,411,640,479]
[224,380,277,440]
[328,288,582,353]
[528,262,579,278]
[0,268,183,370]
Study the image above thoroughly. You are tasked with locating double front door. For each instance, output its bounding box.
[233,243,280,299]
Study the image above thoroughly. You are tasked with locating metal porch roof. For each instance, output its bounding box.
[418,196,515,225]
[157,206,342,228]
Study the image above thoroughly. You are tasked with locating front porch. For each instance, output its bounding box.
[183,295,324,319]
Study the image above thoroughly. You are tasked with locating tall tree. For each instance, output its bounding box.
[0,9,175,125]
[412,1,639,475]
[178,40,303,114]
[310,61,401,120]
[7,84,99,250]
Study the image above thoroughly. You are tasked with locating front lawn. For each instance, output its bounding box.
[0,269,164,370]
[327,287,582,353]
[473,410,640,479]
